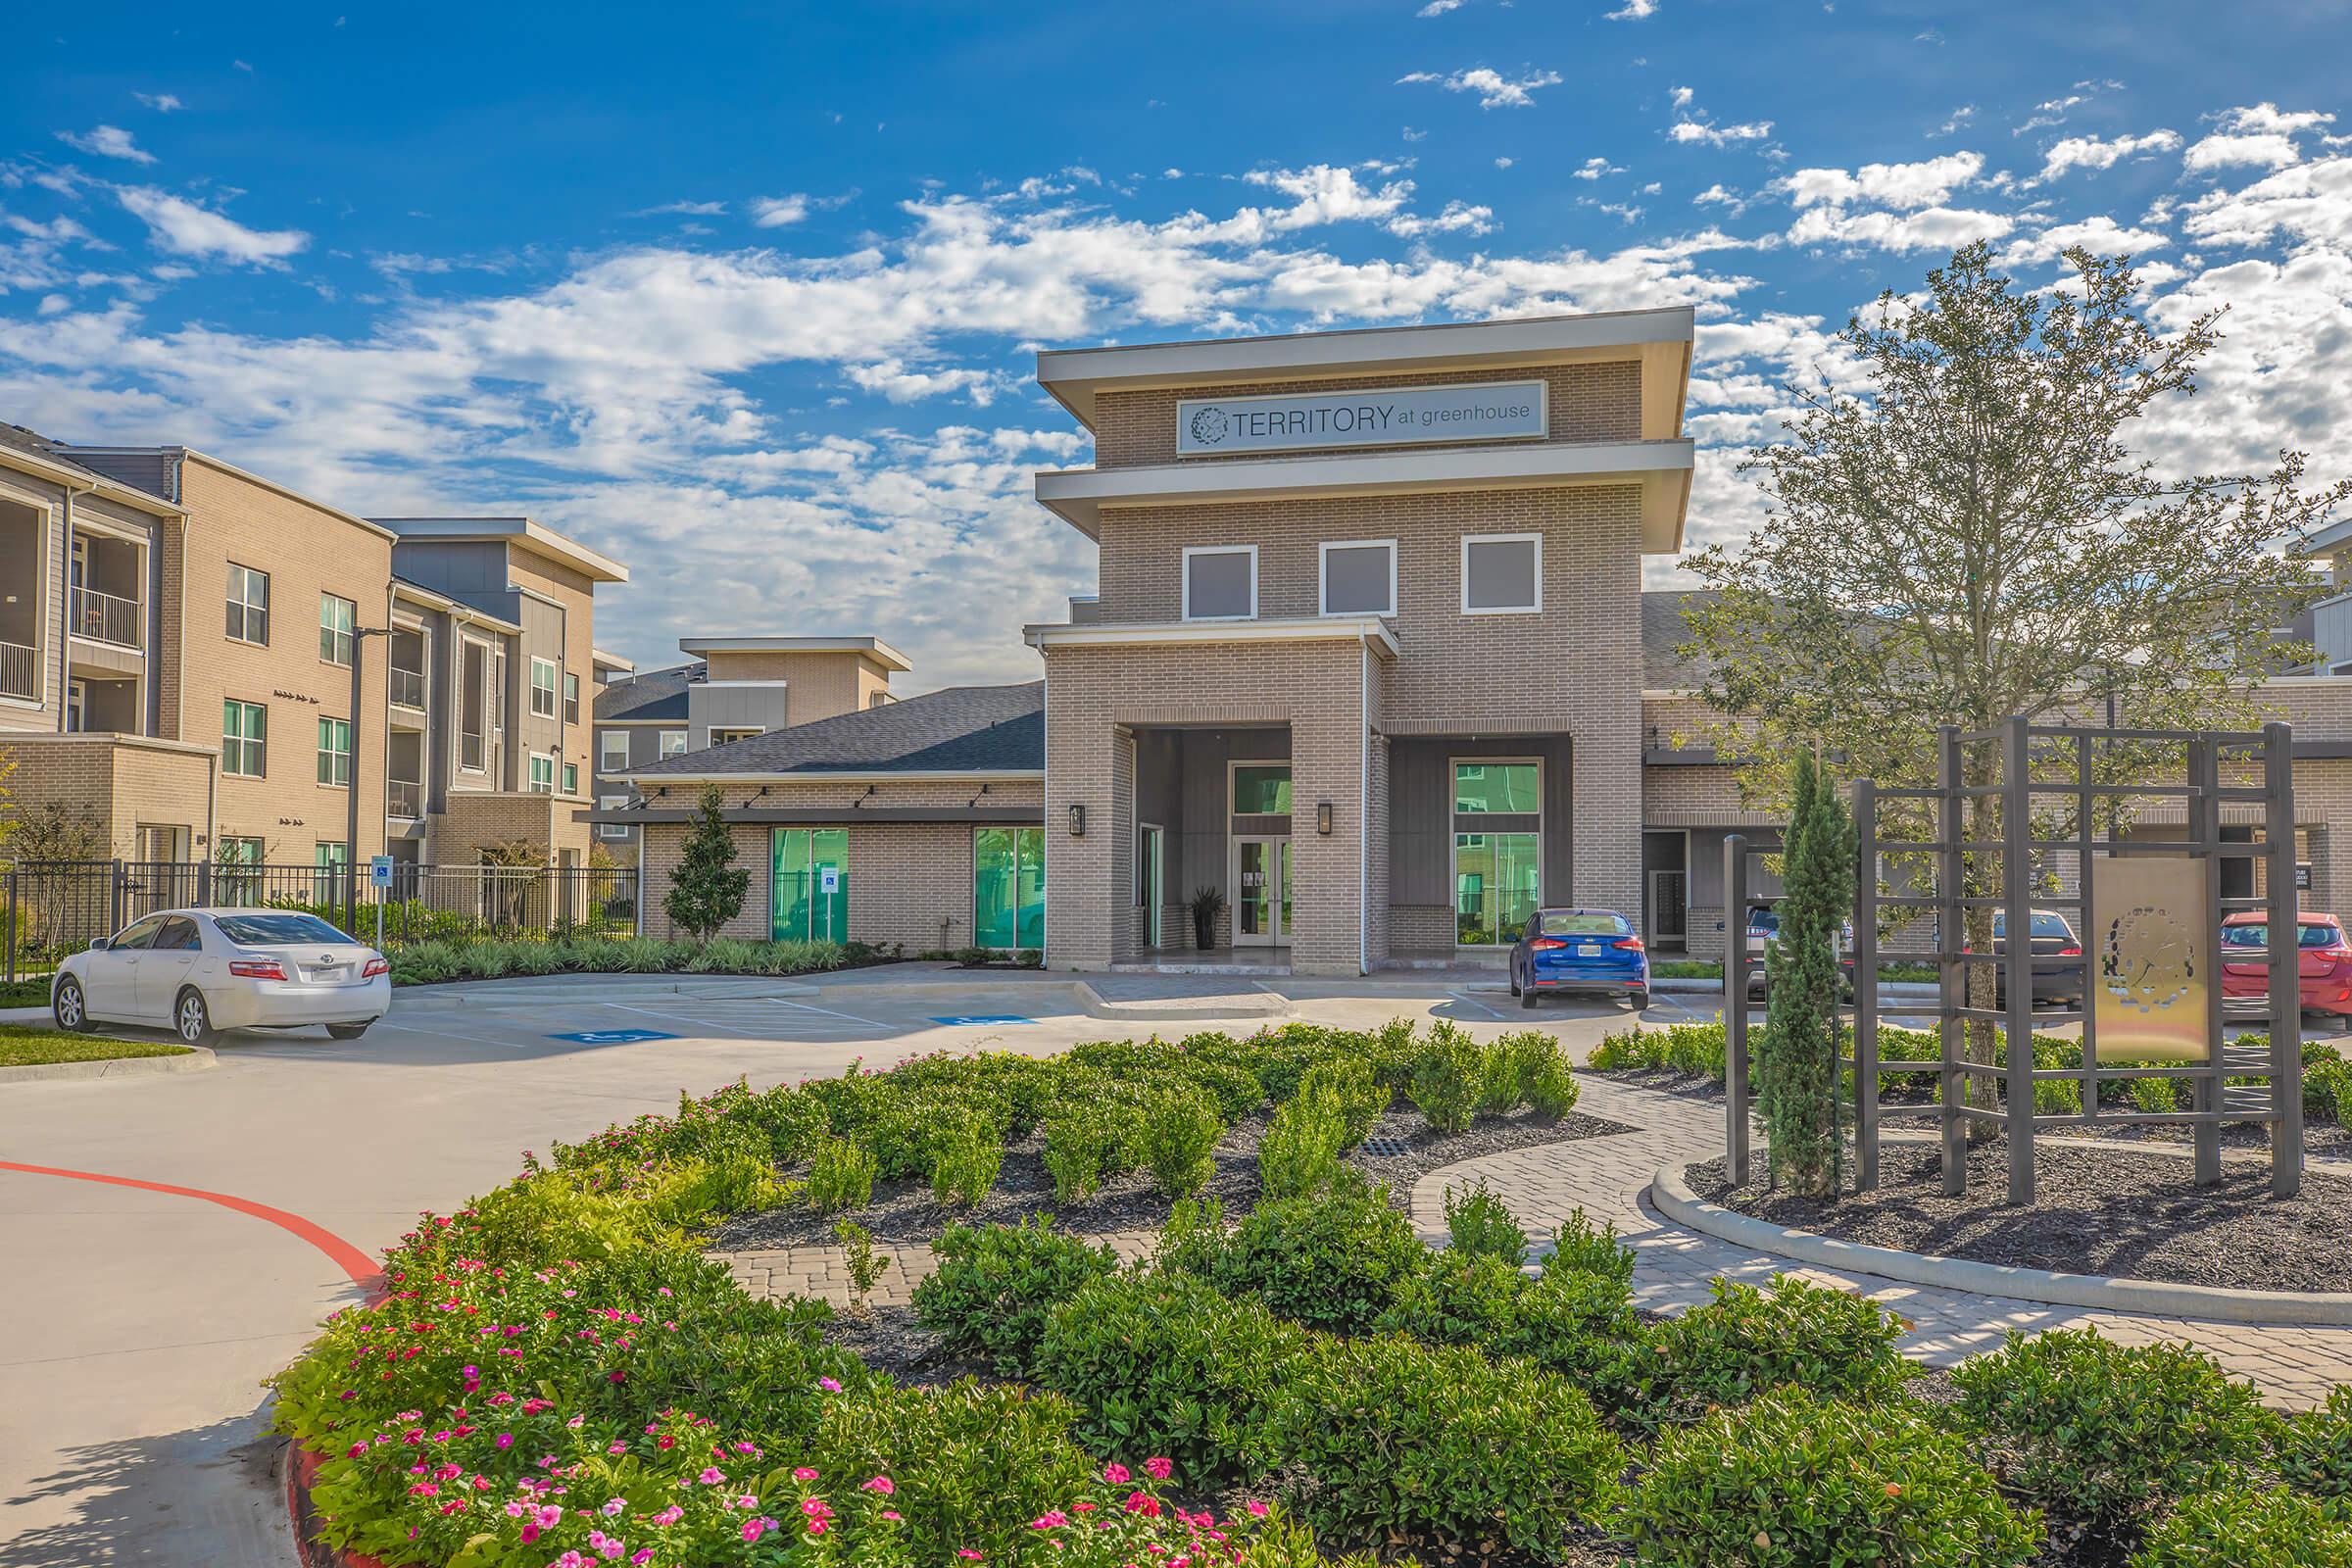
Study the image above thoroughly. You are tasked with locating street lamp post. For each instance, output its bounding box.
[346,626,392,934]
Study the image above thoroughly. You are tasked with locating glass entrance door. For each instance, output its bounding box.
[773,827,849,943]
[1139,824,1164,948]
[1234,837,1292,946]
[1454,832,1540,946]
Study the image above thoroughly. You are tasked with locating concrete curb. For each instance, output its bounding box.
[1650,1161,2352,1328]
[0,1044,216,1085]
[1073,980,1289,1023]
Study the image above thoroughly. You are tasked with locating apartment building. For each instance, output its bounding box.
[590,636,906,858]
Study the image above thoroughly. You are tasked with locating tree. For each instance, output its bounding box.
[663,785,748,942]
[1757,751,1853,1198]
[1683,242,2350,1119]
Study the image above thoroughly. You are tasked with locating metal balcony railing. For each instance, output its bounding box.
[389,665,427,710]
[387,778,424,819]
[71,587,142,649]
[0,639,33,701]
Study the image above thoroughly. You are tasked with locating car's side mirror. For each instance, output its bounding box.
[87,936,110,952]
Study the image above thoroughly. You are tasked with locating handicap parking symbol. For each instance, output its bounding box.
[549,1028,678,1045]
[927,1014,1035,1027]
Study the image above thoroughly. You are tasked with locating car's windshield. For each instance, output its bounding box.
[1989,912,2074,940]
[1747,909,1780,934]
[1538,912,1631,937]
[214,913,356,946]
[2220,921,2340,950]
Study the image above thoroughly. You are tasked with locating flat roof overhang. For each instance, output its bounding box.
[1025,614,1400,660]
[1035,437,1695,554]
[372,515,630,583]
[677,634,913,672]
[578,805,1043,826]
[1037,307,1695,427]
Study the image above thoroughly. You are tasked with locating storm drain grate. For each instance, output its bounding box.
[1358,1135,1411,1157]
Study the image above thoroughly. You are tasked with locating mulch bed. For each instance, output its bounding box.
[1691,1139,2352,1292]
[709,1103,1634,1252]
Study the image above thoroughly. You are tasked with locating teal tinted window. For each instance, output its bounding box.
[1453,761,1540,814]
[772,828,849,943]
[1233,764,1292,815]
[1456,832,1541,946]
[975,827,1046,950]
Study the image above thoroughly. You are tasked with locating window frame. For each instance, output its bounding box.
[598,794,632,839]
[563,670,580,725]
[1450,756,1544,816]
[221,698,268,778]
[529,657,560,719]
[1317,537,1398,617]
[318,591,356,667]
[1459,531,1544,616]
[316,715,353,788]
[224,563,270,646]
[528,753,557,793]
[599,729,630,773]
[708,725,764,746]
[562,760,578,796]
[659,729,689,759]
[1227,758,1294,818]
[458,636,490,774]
[1180,544,1258,622]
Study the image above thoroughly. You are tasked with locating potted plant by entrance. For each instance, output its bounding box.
[1190,885,1226,952]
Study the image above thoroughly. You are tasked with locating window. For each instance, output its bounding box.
[1182,545,1256,620]
[529,753,556,793]
[1319,539,1396,616]
[529,658,559,718]
[459,640,488,771]
[563,760,578,795]
[1460,533,1542,614]
[225,563,270,644]
[109,913,168,951]
[1455,832,1541,947]
[154,916,202,952]
[65,680,85,733]
[313,841,349,905]
[709,725,763,746]
[222,699,267,777]
[1538,910,1633,938]
[316,716,352,786]
[218,912,353,946]
[1231,762,1293,815]
[600,730,630,772]
[217,836,266,906]
[1453,760,1541,813]
[974,827,1046,950]
[564,671,579,725]
[599,795,632,840]
[318,593,356,666]
[771,827,848,942]
[660,729,688,758]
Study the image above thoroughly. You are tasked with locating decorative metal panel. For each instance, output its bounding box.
[2091,852,2216,1064]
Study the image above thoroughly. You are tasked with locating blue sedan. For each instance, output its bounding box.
[1510,907,1650,1010]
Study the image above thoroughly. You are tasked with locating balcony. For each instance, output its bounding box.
[72,586,142,650]
[388,777,425,820]
[390,663,428,712]
[0,639,32,702]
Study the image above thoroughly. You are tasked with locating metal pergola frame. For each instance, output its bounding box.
[1724,714,2304,1203]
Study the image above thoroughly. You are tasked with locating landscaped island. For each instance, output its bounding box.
[273,1021,2352,1567]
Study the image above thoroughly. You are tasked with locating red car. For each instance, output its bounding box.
[2219,911,2352,1018]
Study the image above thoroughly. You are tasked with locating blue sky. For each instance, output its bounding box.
[6,1,2350,687]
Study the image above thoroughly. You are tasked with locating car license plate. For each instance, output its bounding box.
[1577,943,1601,957]
[305,962,348,983]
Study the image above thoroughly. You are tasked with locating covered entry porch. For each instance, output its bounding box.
[1115,722,1298,970]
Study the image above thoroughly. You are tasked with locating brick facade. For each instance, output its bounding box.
[0,733,218,857]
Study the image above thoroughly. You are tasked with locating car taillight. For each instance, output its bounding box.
[1614,936,1645,952]
[363,956,389,979]
[1529,938,1567,951]
[229,958,286,980]
[2057,946,2081,957]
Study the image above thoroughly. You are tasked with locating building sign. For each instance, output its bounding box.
[1176,379,1548,456]
[2091,853,2215,1064]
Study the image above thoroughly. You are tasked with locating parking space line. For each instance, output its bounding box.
[594,1002,776,1036]
[767,998,895,1031]
[1446,989,1505,1020]
[375,1019,534,1051]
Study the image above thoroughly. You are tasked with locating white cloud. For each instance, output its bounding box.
[1575,156,1625,180]
[1605,0,1658,18]
[2185,133,2303,172]
[132,93,183,114]
[1494,156,1514,170]
[844,359,1010,405]
[1786,204,2014,252]
[637,199,727,217]
[1668,85,1694,109]
[2000,216,2172,266]
[1776,152,1984,210]
[1389,199,1496,237]
[1396,67,1562,109]
[1932,105,1976,137]
[1416,0,1466,13]
[115,187,308,265]
[1670,120,1773,147]
[57,125,157,165]
[2035,129,2181,182]
[2218,103,2336,137]
[2180,155,2352,249]
[749,194,809,227]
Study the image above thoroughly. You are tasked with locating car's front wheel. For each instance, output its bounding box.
[173,988,215,1046]
[53,976,88,1032]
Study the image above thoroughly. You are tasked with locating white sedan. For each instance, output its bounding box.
[51,907,391,1045]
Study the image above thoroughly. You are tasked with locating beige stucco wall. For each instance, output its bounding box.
[698,650,897,727]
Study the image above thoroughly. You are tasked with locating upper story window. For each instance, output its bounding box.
[1461,533,1542,616]
[564,671,580,725]
[529,657,559,718]
[225,564,270,645]
[1182,545,1256,621]
[529,753,556,793]
[1231,762,1293,815]
[1454,760,1541,813]
[660,728,688,759]
[1319,539,1397,617]
[710,726,763,746]
[563,760,579,795]
[318,593,356,666]
[221,699,267,778]
[316,716,352,787]
[600,729,630,772]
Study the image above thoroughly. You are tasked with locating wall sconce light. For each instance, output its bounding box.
[1069,803,1086,837]
[1316,801,1334,836]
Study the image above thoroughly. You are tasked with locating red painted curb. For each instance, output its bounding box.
[0,1159,383,1286]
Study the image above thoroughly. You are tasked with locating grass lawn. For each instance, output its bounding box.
[0,1025,193,1068]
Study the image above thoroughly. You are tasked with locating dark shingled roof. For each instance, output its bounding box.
[0,423,113,486]
[1643,589,1716,691]
[629,680,1044,776]
[596,662,700,723]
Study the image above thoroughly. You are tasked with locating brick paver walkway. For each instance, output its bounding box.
[714,1076,2352,1407]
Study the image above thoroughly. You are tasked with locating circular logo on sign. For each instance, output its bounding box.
[2101,904,2196,1014]
[1189,406,1230,446]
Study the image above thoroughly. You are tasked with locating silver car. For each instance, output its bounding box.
[51,908,390,1045]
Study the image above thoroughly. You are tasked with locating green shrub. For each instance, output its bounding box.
[1260,1332,1627,1558]
[1624,1388,2037,1568]
[2128,1485,2352,1568]
[1663,1021,1727,1079]
[928,1108,1004,1208]
[1590,1024,1667,1072]
[1442,1180,1529,1267]
[1375,1250,1528,1348]
[912,1217,1119,1375]
[1547,1205,1636,1284]
[1475,1034,1529,1116]
[806,1135,878,1212]
[2128,1075,2180,1114]
[1408,1022,1485,1133]
[1502,1259,1644,1394]
[2305,1056,2352,1124]
[1135,1086,1222,1198]
[1257,1092,1347,1200]
[1525,1054,1580,1120]
[1951,1327,2273,1533]
[833,1217,891,1313]
[1296,1054,1389,1146]
[2275,1385,2352,1501]
[1630,1275,1915,1429]
[1043,1103,1131,1202]
[1212,1175,1425,1334]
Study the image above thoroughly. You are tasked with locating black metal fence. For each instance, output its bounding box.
[3,858,639,980]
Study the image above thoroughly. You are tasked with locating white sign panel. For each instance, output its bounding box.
[1176,379,1548,456]
[819,867,840,895]
[368,855,395,889]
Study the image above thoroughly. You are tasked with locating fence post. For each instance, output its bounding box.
[1725,832,1750,1188]
[4,866,14,985]
[2001,716,2036,1205]
[1853,780,1879,1193]
[2186,733,2224,1188]
[2266,721,2303,1199]
[109,858,125,936]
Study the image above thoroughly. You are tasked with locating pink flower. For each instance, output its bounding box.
[793,1467,818,1482]
[602,1498,626,1517]
[518,1525,540,1544]
[881,1510,902,1521]
[631,1552,653,1566]
[742,1518,768,1544]
[649,1505,683,1527]
[1126,1493,1161,1517]
[1102,1463,1130,1485]
[1144,1456,1174,1481]
[697,1468,726,1485]
[816,1377,842,1393]
[861,1476,895,1494]
[957,1553,984,1561]
[1031,1511,1070,1530]
[1246,1499,1269,1518]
